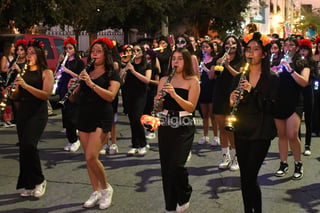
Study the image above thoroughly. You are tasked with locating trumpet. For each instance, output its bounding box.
[58,58,95,106]
[140,66,177,131]
[53,53,69,94]
[120,54,137,82]
[0,62,28,112]
[225,59,251,132]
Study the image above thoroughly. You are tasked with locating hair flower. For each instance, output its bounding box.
[243,33,254,44]
[260,34,271,47]
[64,36,77,47]
[92,37,114,50]
[28,39,44,49]
[15,39,28,48]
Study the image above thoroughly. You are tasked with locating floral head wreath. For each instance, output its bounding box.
[64,36,77,47]
[15,39,28,48]
[92,37,114,50]
[315,37,320,45]
[123,44,133,50]
[298,39,312,49]
[243,32,271,47]
[28,39,45,49]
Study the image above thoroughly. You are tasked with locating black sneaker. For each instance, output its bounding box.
[292,162,303,180]
[275,161,289,177]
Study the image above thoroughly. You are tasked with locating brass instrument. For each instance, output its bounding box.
[0,62,28,112]
[140,66,177,131]
[120,54,137,82]
[53,53,69,94]
[58,59,95,106]
[225,59,251,132]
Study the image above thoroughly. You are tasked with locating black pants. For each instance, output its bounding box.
[158,124,194,211]
[235,138,271,213]
[126,91,147,148]
[302,85,314,147]
[16,108,47,190]
[61,102,78,143]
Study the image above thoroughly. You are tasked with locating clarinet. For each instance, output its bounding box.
[225,59,251,132]
[58,59,95,106]
[152,66,177,116]
[120,54,137,82]
[277,51,289,73]
[52,53,69,94]
[5,55,19,87]
[0,62,28,112]
[140,66,176,131]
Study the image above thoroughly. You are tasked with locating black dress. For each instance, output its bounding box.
[199,61,215,104]
[158,88,194,211]
[16,69,48,190]
[212,58,243,114]
[75,69,120,133]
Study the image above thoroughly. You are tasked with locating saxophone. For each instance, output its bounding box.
[140,66,177,131]
[0,62,28,113]
[58,59,95,106]
[224,59,251,132]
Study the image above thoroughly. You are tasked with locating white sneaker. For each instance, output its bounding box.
[70,140,80,152]
[83,191,101,208]
[211,136,220,146]
[20,189,35,197]
[100,144,109,155]
[60,128,66,133]
[127,148,138,156]
[34,180,47,198]
[109,144,119,155]
[138,147,147,156]
[146,131,156,140]
[219,154,231,169]
[230,156,239,171]
[99,183,113,209]
[176,202,190,213]
[198,136,209,144]
[64,143,72,151]
[187,151,192,162]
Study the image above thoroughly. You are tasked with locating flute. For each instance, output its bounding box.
[58,58,95,105]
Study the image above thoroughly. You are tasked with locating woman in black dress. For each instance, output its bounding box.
[68,37,120,209]
[274,37,310,180]
[212,35,244,171]
[13,39,54,198]
[56,36,84,152]
[156,48,200,212]
[232,32,279,213]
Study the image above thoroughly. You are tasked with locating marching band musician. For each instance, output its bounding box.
[274,37,310,180]
[231,32,279,213]
[122,44,152,156]
[156,48,200,213]
[57,36,85,153]
[212,35,244,171]
[13,39,54,198]
[68,37,120,209]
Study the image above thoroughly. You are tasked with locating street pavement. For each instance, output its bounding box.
[0,105,320,213]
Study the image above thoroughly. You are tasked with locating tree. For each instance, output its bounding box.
[0,0,58,33]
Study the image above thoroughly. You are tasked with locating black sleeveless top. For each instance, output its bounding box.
[163,88,188,111]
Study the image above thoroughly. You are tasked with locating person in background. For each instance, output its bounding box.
[56,36,85,153]
[270,39,283,72]
[298,38,318,156]
[212,35,244,171]
[232,32,279,213]
[157,36,172,78]
[0,42,15,128]
[312,37,320,136]
[197,40,219,146]
[68,37,120,209]
[13,39,54,198]
[156,48,200,213]
[274,36,310,180]
[121,44,151,156]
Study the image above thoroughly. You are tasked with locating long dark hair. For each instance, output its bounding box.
[219,35,242,62]
[28,39,48,71]
[87,41,113,74]
[168,48,194,79]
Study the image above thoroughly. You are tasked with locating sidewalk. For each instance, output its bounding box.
[0,109,319,213]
